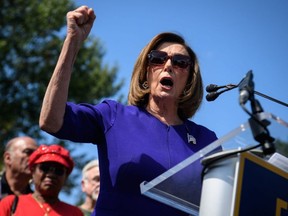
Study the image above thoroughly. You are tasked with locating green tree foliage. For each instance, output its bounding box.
[0,0,123,199]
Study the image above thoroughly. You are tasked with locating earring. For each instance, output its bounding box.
[142,81,149,90]
[183,89,188,96]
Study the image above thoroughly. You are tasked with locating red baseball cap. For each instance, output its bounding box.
[29,144,74,175]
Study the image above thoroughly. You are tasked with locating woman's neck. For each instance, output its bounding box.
[32,192,59,204]
[146,100,182,126]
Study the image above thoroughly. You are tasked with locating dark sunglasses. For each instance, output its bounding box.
[148,50,193,69]
[38,163,66,176]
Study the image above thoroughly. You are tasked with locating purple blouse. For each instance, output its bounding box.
[52,100,217,216]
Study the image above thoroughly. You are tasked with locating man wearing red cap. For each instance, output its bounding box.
[0,144,83,216]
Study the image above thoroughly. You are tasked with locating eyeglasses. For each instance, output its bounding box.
[148,50,192,69]
[38,163,66,176]
[85,175,100,184]
[23,148,36,156]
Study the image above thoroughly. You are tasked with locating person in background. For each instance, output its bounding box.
[0,136,38,200]
[0,144,84,216]
[39,5,219,216]
[78,159,100,216]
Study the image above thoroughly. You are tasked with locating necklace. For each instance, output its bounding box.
[36,202,51,216]
[32,194,54,216]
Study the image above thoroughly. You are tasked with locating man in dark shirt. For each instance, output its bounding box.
[0,136,38,199]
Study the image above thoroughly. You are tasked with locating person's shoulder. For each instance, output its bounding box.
[187,120,217,139]
[187,120,215,133]
[59,201,84,215]
[0,194,14,202]
[78,206,92,216]
[22,193,33,200]
[101,99,121,107]
[69,99,132,111]
[99,99,138,112]
[0,194,16,209]
[2,194,31,204]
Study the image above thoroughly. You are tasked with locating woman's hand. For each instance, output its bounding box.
[66,6,96,46]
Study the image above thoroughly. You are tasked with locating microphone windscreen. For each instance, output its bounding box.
[205,84,219,92]
[206,92,220,101]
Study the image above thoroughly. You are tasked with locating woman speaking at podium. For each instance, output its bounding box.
[39,5,218,216]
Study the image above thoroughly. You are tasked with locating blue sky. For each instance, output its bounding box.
[63,0,288,204]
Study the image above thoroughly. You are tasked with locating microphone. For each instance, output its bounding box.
[206,71,288,108]
[238,70,254,105]
[205,84,226,93]
[206,92,221,101]
[206,89,230,101]
[205,83,238,101]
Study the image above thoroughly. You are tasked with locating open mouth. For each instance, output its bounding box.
[160,77,174,88]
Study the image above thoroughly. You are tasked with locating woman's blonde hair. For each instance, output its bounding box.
[128,32,203,119]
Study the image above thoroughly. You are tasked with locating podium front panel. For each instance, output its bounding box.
[234,152,288,216]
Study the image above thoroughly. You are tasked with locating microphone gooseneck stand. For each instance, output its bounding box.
[238,70,276,155]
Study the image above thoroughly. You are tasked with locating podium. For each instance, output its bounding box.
[200,150,288,216]
[140,112,288,216]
